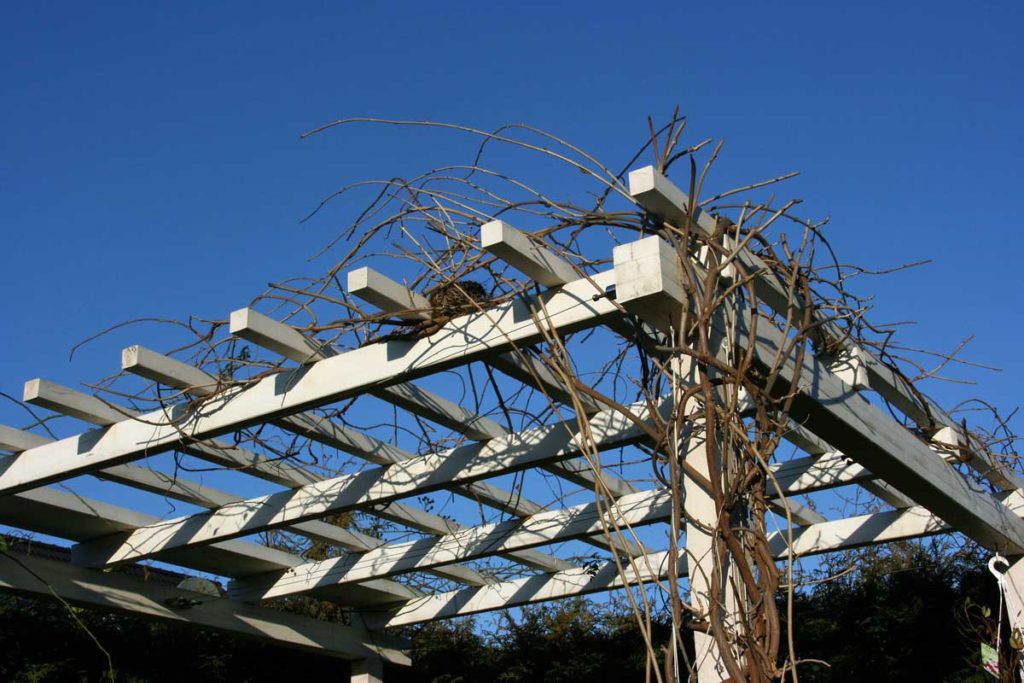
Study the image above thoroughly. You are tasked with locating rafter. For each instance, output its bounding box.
[0,547,410,664]
[612,234,1024,553]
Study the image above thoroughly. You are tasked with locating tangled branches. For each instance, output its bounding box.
[44,111,1021,682]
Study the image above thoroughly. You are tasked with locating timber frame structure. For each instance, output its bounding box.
[1,158,1022,682]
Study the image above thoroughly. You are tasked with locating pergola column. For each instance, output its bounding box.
[351,657,384,683]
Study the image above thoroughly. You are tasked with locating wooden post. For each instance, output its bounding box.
[676,353,742,682]
[351,657,384,683]
[683,425,731,681]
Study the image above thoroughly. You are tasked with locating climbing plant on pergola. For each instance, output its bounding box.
[2,116,1020,683]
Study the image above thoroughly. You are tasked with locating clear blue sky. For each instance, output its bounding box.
[1,2,1021,448]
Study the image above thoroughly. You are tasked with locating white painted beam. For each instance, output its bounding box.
[228,310,640,559]
[23,376,316,488]
[0,482,420,607]
[0,268,618,495]
[367,549,682,628]
[0,424,50,452]
[229,488,670,601]
[629,166,1023,492]
[375,380,638,500]
[119,353,502,582]
[370,487,1024,628]
[487,351,603,415]
[15,389,482,583]
[780,423,915,508]
[771,490,1024,558]
[1,428,476,590]
[122,352,569,574]
[122,345,219,397]
[345,264,604,416]
[342,268,633,502]
[119,344,633,570]
[24,378,136,425]
[0,550,410,664]
[480,220,579,287]
[347,266,431,321]
[613,235,1024,553]
[71,399,658,567]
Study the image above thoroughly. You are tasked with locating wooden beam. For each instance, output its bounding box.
[629,166,1023,491]
[13,391,487,587]
[70,399,659,567]
[480,220,579,287]
[347,265,605,416]
[770,490,1024,558]
[0,482,419,606]
[612,235,1024,553]
[366,549,682,628]
[229,488,670,602]
[123,352,571,574]
[487,350,603,415]
[347,266,431,321]
[342,270,625,492]
[0,268,617,495]
[229,308,641,558]
[780,423,916,509]
[370,488,1024,627]
[20,383,374,549]
[0,550,409,664]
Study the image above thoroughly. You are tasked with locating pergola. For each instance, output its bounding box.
[2,166,1022,682]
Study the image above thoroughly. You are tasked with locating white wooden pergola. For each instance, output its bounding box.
[2,166,1023,682]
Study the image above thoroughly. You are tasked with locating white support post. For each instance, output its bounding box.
[351,657,384,683]
[677,353,738,681]
[999,558,1024,639]
[682,427,731,682]
[613,234,740,679]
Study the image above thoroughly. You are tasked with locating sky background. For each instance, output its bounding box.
[1,2,1021,511]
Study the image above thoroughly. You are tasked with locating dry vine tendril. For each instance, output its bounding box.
[52,110,1019,682]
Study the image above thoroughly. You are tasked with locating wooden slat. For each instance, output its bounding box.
[0,550,410,664]
[612,235,1024,553]
[480,220,579,287]
[71,399,658,567]
[629,166,1023,491]
[230,488,670,602]
[0,269,619,495]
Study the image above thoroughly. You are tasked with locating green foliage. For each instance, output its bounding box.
[0,595,348,682]
[783,540,997,682]
[399,598,671,683]
[0,542,1006,682]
